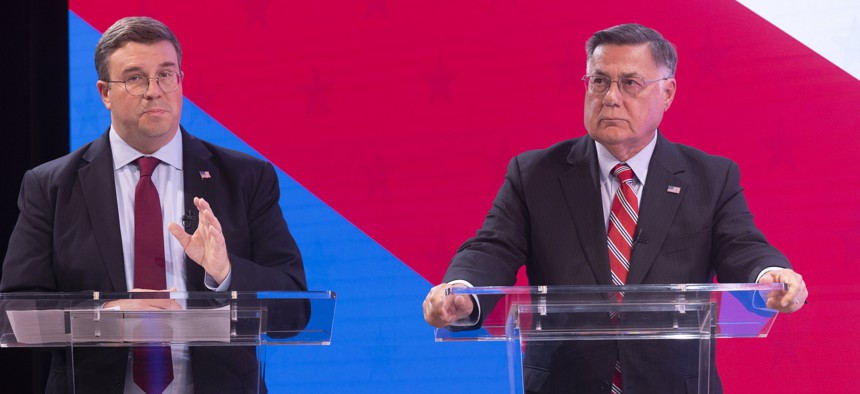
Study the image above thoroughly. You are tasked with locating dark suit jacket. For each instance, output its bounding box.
[443,133,790,394]
[1,128,308,393]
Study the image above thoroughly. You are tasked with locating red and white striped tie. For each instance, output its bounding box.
[606,163,638,394]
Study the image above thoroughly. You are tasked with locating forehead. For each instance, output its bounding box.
[108,40,179,75]
[586,44,659,76]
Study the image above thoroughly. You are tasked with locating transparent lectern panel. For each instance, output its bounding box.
[435,284,783,341]
[0,291,335,394]
[433,284,784,394]
[0,291,336,348]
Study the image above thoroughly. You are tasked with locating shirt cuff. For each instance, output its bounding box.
[755,266,785,283]
[204,269,232,291]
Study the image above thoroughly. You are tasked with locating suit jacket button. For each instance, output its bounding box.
[600,381,610,391]
[114,376,122,386]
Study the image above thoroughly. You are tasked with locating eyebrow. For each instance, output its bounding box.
[589,70,645,79]
[120,62,179,75]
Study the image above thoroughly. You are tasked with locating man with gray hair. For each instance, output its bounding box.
[423,23,807,393]
[2,16,307,393]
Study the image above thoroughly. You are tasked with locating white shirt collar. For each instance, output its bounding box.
[109,126,183,171]
[594,130,658,186]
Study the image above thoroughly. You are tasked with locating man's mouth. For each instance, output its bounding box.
[142,108,167,115]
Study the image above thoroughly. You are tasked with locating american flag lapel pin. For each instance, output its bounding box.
[666,185,681,194]
[199,171,211,180]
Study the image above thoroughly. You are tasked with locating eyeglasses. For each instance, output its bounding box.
[105,70,183,97]
[582,75,670,97]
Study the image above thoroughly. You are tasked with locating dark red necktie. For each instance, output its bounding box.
[606,163,638,394]
[132,156,174,394]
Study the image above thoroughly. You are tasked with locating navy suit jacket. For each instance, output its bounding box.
[443,133,790,394]
[1,128,307,393]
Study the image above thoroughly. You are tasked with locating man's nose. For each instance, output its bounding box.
[143,77,163,98]
[602,81,622,107]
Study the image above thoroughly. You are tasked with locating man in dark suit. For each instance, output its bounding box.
[423,23,807,393]
[1,17,306,393]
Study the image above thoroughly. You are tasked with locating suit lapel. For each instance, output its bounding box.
[79,132,127,291]
[181,130,214,290]
[627,133,686,285]
[558,136,614,285]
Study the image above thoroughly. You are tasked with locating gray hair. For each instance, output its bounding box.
[585,23,677,77]
[95,16,182,81]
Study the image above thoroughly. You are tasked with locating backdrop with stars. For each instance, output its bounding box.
[68,1,860,392]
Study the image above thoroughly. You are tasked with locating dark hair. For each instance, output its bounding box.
[585,23,677,77]
[95,16,182,81]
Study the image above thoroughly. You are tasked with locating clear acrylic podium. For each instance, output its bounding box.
[0,290,335,393]
[435,283,785,394]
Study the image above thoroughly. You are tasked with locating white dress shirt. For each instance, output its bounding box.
[110,127,195,394]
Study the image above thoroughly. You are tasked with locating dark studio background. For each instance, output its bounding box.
[1,1,69,392]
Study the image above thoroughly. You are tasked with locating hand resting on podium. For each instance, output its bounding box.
[423,283,475,328]
[757,268,808,313]
[103,288,181,311]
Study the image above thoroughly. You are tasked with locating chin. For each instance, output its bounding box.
[138,125,176,139]
[140,117,175,130]
[591,127,628,139]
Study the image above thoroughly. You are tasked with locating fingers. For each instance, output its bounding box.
[195,197,211,241]
[452,293,471,312]
[761,269,808,313]
[167,222,191,247]
[775,270,805,307]
[758,273,775,284]
[194,197,225,246]
[194,197,223,233]
[104,297,181,311]
[423,284,453,328]
[423,284,473,328]
[423,284,442,326]
[168,197,219,261]
[192,197,231,282]
[193,196,210,212]
[780,271,808,313]
[138,298,182,310]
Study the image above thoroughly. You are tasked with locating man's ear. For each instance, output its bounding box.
[663,78,676,112]
[96,80,111,110]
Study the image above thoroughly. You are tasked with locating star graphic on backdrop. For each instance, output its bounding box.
[421,229,450,277]
[760,115,798,173]
[839,111,860,270]
[136,0,163,21]
[71,91,106,141]
[302,68,330,115]
[556,47,580,96]
[366,0,387,19]
[489,0,517,8]
[693,28,730,84]
[488,138,514,169]
[775,334,801,369]
[833,16,860,71]
[365,150,390,198]
[852,114,860,156]
[840,208,860,270]
[241,0,272,29]
[426,56,456,104]
[182,72,216,104]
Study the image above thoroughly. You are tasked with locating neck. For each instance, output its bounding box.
[114,128,178,155]
[605,145,643,162]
